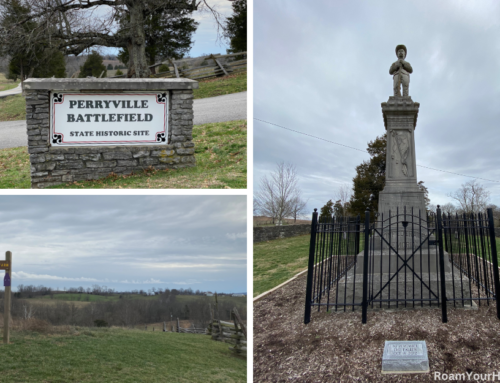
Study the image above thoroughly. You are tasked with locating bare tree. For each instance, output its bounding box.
[289,195,308,223]
[428,204,437,214]
[0,0,224,78]
[448,180,490,214]
[440,202,458,216]
[254,162,303,225]
[333,184,353,216]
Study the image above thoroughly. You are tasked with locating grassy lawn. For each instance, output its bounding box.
[193,72,246,99]
[0,72,20,92]
[0,326,246,383]
[254,235,311,297]
[0,94,25,121]
[0,120,246,189]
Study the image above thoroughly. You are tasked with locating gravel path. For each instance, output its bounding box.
[254,272,500,382]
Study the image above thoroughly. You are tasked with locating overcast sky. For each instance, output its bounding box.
[254,0,500,216]
[0,196,246,293]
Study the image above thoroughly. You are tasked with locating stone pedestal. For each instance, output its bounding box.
[336,250,473,308]
[378,96,426,220]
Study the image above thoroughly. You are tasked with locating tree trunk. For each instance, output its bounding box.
[127,2,150,78]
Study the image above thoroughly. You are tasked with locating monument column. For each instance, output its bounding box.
[378,45,426,219]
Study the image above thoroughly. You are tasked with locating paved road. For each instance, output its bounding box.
[193,91,246,125]
[0,83,22,99]
[0,91,247,149]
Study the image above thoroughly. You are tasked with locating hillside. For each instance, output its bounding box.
[1,324,246,382]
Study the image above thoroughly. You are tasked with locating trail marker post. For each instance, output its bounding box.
[2,251,12,344]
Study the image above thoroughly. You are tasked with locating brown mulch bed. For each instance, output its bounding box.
[254,272,500,382]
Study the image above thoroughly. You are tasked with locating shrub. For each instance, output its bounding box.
[115,69,123,76]
[94,319,108,327]
[158,64,170,73]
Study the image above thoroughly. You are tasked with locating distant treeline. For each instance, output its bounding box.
[11,284,222,299]
[0,289,246,329]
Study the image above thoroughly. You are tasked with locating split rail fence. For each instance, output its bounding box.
[207,308,247,357]
[112,52,247,81]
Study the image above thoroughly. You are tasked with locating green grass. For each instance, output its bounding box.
[0,72,20,92]
[0,327,246,382]
[444,236,500,263]
[193,72,246,99]
[0,94,25,121]
[0,120,246,189]
[254,235,311,297]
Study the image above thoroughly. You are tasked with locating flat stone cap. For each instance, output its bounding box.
[22,78,199,91]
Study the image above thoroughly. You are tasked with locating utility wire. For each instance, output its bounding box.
[255,118,500,183]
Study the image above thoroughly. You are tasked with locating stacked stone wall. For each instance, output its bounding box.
[253,224,311,243]
[24,83,196,188]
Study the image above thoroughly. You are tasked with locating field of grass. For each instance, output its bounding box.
[29,293,246,306]
[0,326,246,382]
[0,94,25,121]
[0,72,20,91]
[193,72,246,99]
[0,120,246,189]
[254,235,311,297]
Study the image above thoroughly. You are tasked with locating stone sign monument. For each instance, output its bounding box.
[22,78,198,188]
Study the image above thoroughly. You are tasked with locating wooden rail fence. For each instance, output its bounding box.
[112,52,247,81]
[207,307,247,357]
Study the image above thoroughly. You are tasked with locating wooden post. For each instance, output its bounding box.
[177,318,180,333]
[3,251,12,344]
[209,54,229,76]
[168,58,180,78]
[163,322,166,332]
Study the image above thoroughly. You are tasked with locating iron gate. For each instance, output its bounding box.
[304,206,500,324]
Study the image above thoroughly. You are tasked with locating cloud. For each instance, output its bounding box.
[226,232,247,240]
[1,196,247,293]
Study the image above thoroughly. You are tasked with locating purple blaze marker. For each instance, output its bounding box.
[4,273,10,287]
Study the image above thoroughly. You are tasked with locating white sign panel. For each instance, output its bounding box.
[51,92,168,146]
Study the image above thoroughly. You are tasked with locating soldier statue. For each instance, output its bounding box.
[390,45,412,97]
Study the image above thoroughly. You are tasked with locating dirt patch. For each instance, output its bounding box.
[254,272,500,382]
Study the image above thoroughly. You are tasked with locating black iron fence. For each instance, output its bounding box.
[442,212,500,307]
[304,207,500,324]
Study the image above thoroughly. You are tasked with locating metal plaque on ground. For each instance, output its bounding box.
[381,340,429,374]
